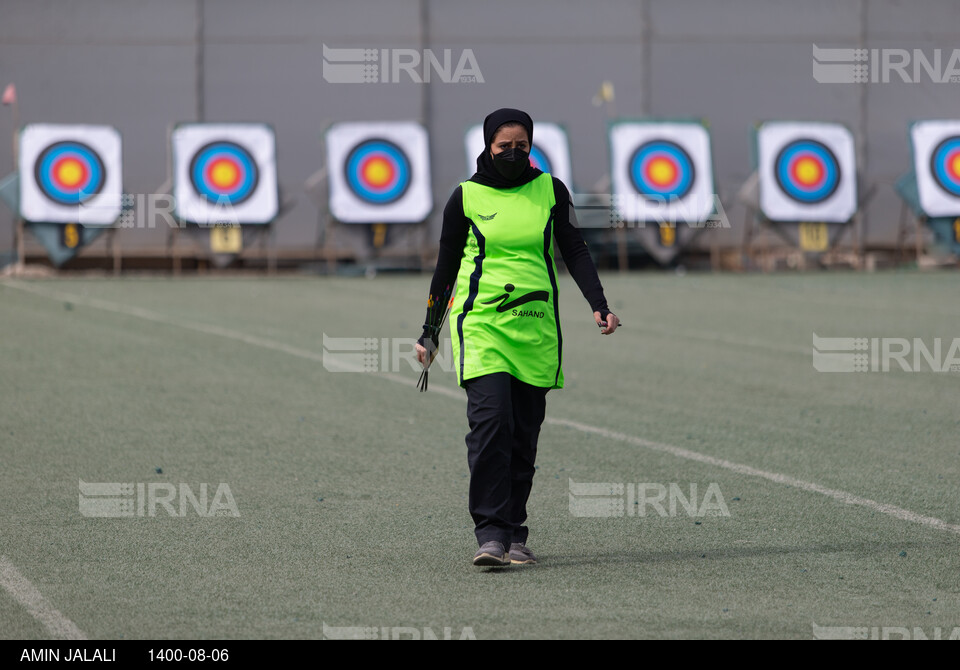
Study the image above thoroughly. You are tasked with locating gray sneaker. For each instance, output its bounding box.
[509,542,538,565]
[473,541,510,567]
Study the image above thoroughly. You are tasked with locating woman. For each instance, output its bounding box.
[415,108,620,567]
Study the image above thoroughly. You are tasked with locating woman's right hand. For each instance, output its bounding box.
[595,311,620,335]
[415,342,428,367]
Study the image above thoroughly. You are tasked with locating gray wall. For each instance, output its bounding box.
[1,0,959,259]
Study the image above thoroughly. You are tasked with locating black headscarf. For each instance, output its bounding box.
[469,108,542,189]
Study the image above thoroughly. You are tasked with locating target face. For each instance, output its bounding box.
[190,142,259,205]
[19,124,122,225]
[172,123,278,225]
[629,140,695,200]
[327,121,432,223]
[527,145,552,174]
[911,121,960,216]
[757,122,857,223]
[344,139,411,205]
[610,121,714,223]
[774,139,840,204]
[465,123,572,188]
[931,137,960,197]
[35,142,105,205]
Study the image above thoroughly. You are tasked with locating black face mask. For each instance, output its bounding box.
[492,148,530,181]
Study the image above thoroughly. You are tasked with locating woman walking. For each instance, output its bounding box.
[416,108,620,567]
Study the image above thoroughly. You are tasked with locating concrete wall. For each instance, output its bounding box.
[1,0,959,260]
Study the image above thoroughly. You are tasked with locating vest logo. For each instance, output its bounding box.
[477,212,497,221]
[481,283,548,314]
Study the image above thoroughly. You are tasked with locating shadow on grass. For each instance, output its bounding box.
[529,540,952,569]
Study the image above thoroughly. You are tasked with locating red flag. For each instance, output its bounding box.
[1,84,16,106]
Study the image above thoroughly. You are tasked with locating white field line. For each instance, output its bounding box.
[0,556,87,640]
[6,280,960,541]
[547,418,960,535]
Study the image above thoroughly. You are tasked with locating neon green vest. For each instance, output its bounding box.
[450,173,563,389]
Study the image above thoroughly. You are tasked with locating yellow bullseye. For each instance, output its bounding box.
[56,159,84,187]
[794,157,823,185]
[210,160,239,188]
[363,157,393,187]
[950,154,960,179]
[647,157,677,186]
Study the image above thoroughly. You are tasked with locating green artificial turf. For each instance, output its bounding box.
[0,271,957,639]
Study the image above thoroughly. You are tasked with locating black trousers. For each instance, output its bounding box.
[463,372,549,548]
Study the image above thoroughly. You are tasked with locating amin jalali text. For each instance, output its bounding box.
[21,648,115,662]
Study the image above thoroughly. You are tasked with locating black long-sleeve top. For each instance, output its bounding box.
[418,177,610,345]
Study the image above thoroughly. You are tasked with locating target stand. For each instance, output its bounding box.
[741,121,869,271]
[608,119,719,267]
[739,170,876,271]
[894,171,960,266]
[168,123,283,273]
[894,121,960,267]
[322,121,433,275]
[0,124,126,270]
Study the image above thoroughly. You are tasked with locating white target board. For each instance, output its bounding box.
[172,123,278,225]
[465,122,572,187]
[19,124,123,225]
[756,121,857,223]
[609,121,715,223]
[910,120,960,217]
[326,121,432,224]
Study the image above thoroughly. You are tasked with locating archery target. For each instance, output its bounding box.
[19,124,122,225]
[629,140,695,200]
[172,123,278,225]
[757,122,857,223]
[465,123,572,187]
[910,120,960,217]
[36,142,104,205]
[610,121,715,223]
[528,145,552,174]
[190,142,259,205]
[345,139,410,205]
[931,138,960,197]
[327,121,431,223]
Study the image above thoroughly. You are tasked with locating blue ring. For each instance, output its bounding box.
[345,139,411,205]
[628,140,695,200]
[930,136,960,197]
[775,139,840,204]
[190,141,259,205]
[529,145,552,175]
[35,141,105,205]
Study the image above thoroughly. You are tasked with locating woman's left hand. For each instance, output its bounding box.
[594,311,620,335]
